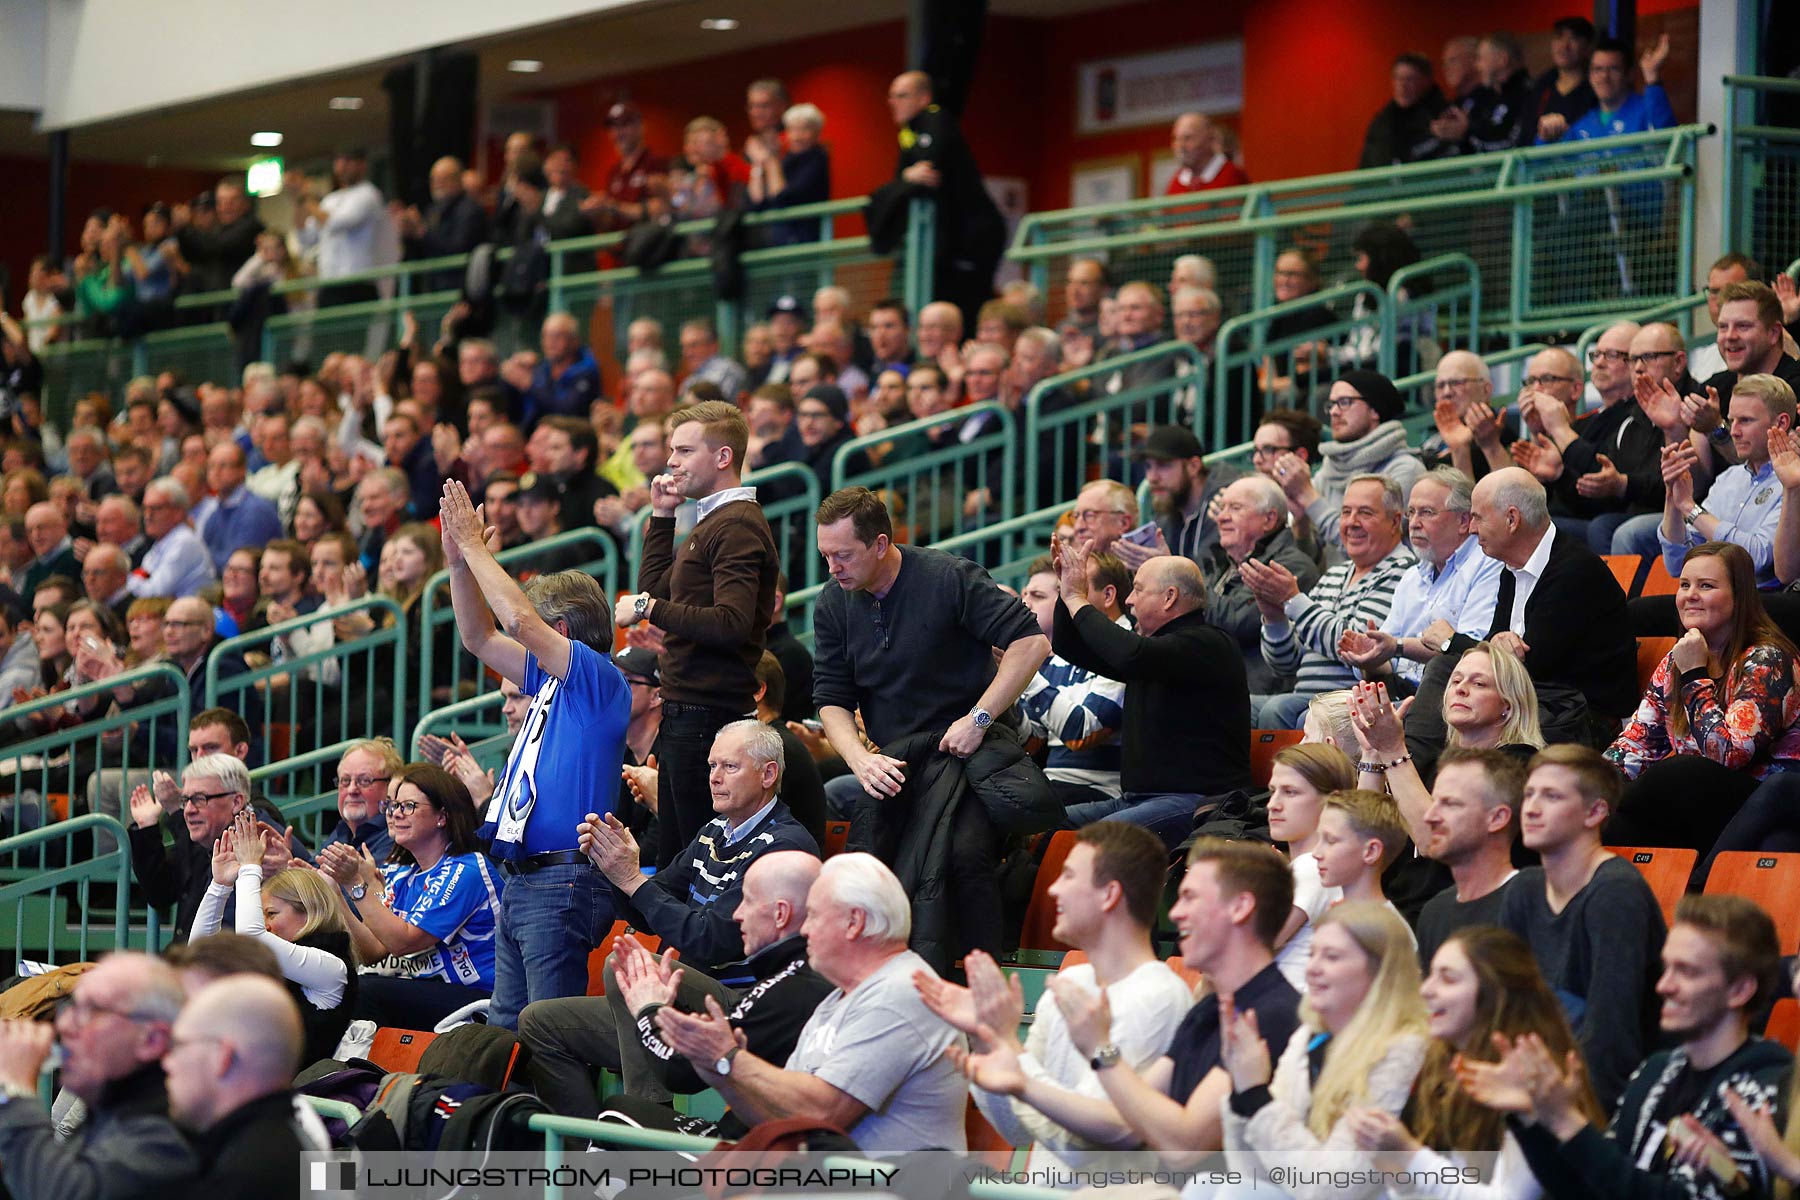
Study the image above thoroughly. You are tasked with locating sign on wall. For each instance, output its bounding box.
[1077,40,1244,135]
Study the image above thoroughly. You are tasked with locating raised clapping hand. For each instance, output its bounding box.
[1636,375,1689,436]
[1575,454,1628,500]
[129,783,165,831]
[1345,1107,1421,1153]
[612,936,683,1017]
[1769,424,1800,491]
[655,995,746,1071]
[228,809,264,869]
[210,830,240,887]
[1217,992,1271,1092]
[1461,399,1503,450]
[1510,434,1564,483]
[1338,618,1398,670]
[577,811,642,885]
[1238,557,1302,614]
[1348,680,1411,760]
[1434,399,1473,451]
[621,757,659,813]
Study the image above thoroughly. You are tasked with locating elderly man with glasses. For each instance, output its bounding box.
[127,754,283,944]
[0,953,197,1198]
[318,737,399,863]
[1509,324,1665,553]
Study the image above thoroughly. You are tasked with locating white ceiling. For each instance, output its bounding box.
[2,0,1141,170]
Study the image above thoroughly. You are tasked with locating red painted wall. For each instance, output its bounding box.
[540,0,1699,218]
[1,156,219,309]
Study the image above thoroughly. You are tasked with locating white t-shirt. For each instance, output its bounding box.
[1274,853,1339,992]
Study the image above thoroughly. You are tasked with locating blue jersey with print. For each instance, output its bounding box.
[379,853,506,990]
[485,638,631,859]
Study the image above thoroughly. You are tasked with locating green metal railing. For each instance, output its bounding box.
[749,461,824,589]
[1211,281,1391,444]
[0,663,188,855]
[831,402,1016,544]
[1723,76,1800,286]
[205,596,407,768]
[0,815,148,967]
[410,691,512,765]
[1390,252,1482,378]
[28,195,935,414]
[251,741,358,817]
[416,528,619,721]
[1573,292,1710,368]
[1010,124,1708,342]
[933,503,1075,594]
[1021,340,1203,507]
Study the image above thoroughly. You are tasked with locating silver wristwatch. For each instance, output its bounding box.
[1089,1043,1122,1071]
[714,1045,742,1076]
[969,706,992,729]
[633,593,651,620]
[348,883,367,901]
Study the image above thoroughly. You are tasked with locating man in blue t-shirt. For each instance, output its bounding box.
[440,479,630,1029]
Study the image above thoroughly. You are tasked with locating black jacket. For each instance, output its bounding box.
[1550,402,1664,517]
[1465,68,1536,153]
[0,1063,196,1200]
[895,105,1006,264]
[1205,528,1323,693]
[848,725,1059,975]
[1511,1036,1792,1200]
[633,934,835,1095]
[183,1090,307,1200]
[1359,86,1453,167]
[1453,528,1638,718]
[1052,604,1251,796]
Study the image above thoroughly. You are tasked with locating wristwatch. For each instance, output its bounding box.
[1438,635,1455,655]
[633,593,651,621]
[714,1045,743,1076]
[348,883,367,901]
[1684,503,1707,530]
[1089,1043,1122,1072]
[969,706,992,730]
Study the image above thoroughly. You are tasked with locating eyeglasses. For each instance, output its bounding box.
[380,799,422,818]
[1326,395,1367,412]
[1586,348,1629,364]
[1521,374,1577,388]
[1433,378,1485,394]
[1071,509,1128,523]
[1251,443,1293,459]
[162,618,209,629]
[1405,506,1446,521]
[1629,351,1679,367]
[56,996,161,1028]
[180,789,239,809]
[336,774,390,791]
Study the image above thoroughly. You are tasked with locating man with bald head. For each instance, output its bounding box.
[398,155,488,293]
[1510,322,1664,552]
[0,953,198,1196]
[517,311,602,431]
[521,849,833,1120]
[163,975,310,1192]
[1432,350,1508,479]
[1051,543,1250,846]
[1166,111,1249,193]
[888,69,1006,330]
[1204,474,1322,693]
[1405,467,1637,766]
[191,441,283,573]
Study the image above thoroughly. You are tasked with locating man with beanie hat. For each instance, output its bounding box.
[1268,370,1424,562]
[792,385,869,488]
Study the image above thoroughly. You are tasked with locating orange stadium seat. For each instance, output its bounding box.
[1766,999,1800,1052]
[1017,831,1078,956]
[1704,852,1800,953]
[1250,730,1304,789]
[585,920,666,995]
[368,1027,436,1074]
[1614,846,1696,927]
[823,820,850,858]
[1602,555,1640,597]
[1636,637,1676,692]
[1640,557,1679,597]
[965,1099,1016,1168]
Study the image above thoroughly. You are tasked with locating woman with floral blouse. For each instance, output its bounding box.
[1603,542,1800,856]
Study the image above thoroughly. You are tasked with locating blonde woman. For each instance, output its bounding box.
[1215,901,1428,1200]
[1347,642,1542,872]
[197,810,357,1064]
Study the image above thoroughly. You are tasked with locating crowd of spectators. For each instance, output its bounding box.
[8,26,1800,1198]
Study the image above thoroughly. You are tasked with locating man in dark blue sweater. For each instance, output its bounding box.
[519,720,818,1106]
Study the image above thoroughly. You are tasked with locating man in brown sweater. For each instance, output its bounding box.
[616,400,779,866]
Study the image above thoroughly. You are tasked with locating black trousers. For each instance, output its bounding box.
[1603,754,1762,859]
[652,702,748,870]
[1696,770,1800,886]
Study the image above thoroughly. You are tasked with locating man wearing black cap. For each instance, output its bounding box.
[1528,17,1599,134]
[765,296,805,384]
[584,103,669,232]
[792,385,870,488]
[1116,425,1233,571]
[289,149,386,308]
[613,645,663,860]
[511,473,589,575]
[1269,370,1424,560]
[175,178,264,300]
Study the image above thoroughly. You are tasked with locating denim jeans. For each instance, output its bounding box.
[824,772,864,818]
[1065,792,1207,850]
[1611,511,1664,559]
[1552,510,1636,557]
[488,862,614,1031]
[1256,692,1314,731]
